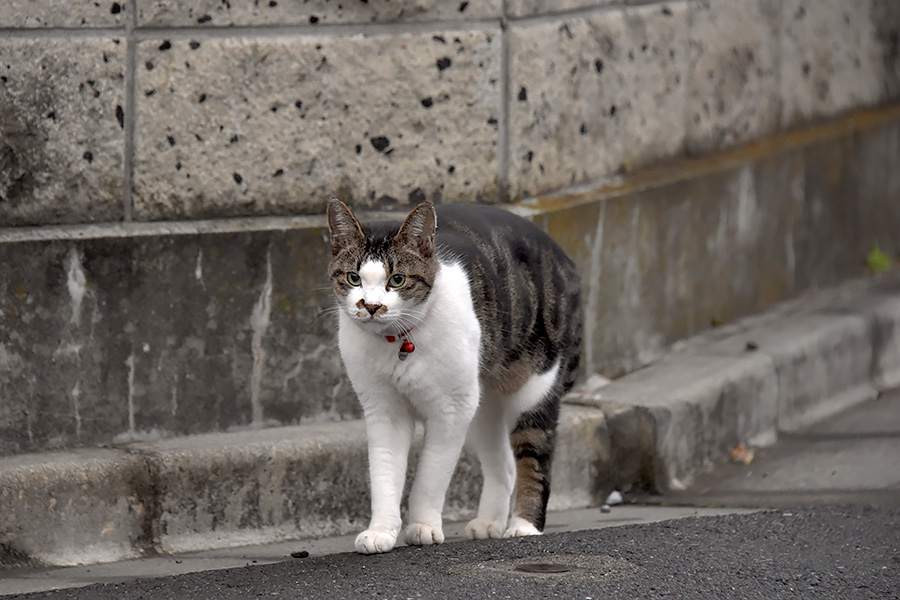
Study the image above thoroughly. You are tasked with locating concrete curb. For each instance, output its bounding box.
[2,274,899,568]
[574,274,900,492]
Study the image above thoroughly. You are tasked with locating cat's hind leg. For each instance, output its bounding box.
[464,392,516,540]
[505,362,563,538]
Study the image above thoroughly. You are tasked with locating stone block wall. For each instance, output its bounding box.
[2,0,898,224]
[1,0,899,455]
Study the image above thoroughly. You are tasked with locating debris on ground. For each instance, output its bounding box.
[730,443,755,465]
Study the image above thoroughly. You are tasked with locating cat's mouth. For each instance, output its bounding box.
[350,308,410,337]
[350,307,389,327]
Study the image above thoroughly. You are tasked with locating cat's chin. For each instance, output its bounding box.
[349,314,402,337]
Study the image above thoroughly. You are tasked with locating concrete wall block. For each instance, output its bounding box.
[0,226,353,457]
[134,423,369,554]
[0,38,125,226]
[780,0,883,128]
[793,135,868,291]
[0,1,126,28]
[595,353,778,491]
[856,120,900,262]
[133,32,501,220]
[0,449,150,567]
[507,2,687,199]
[686,0,781,153]
[870,0,900,99]
[506,0,616,19]
[138,0,500,27]
[537,153,803,378]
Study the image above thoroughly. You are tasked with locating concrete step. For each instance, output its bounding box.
[2,273,899,569]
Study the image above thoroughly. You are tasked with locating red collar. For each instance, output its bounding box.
[384,327,414,343]
[384,328,415,360]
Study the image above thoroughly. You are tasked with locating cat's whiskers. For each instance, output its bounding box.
[387,309,426,342]
[312,305,343,325]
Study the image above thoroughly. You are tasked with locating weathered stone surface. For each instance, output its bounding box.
[533,154,803,378]
[826,276,900,391]
[143,404,621,554]
[138,0,500,27]
[0,1,126,28]
[869,290,900,391]
[3,108,899,456]
[0,38,125,226]
[547,405,613,511]
[696,311,877,433]
[686,0,781,153]
[133,33,501,220]
[595,352,778,491]
[0,449,151,567]
[780,0,883,128]
[856,119,900,264]
[0,223,355,456]
[870,0,900,99]
[506,0,616,19]
[793,135,868,291]
[507,2,687,199]
[133,423,370,554]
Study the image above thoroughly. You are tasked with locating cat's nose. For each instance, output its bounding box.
[363,302,383,316]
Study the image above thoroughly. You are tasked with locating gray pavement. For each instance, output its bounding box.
[3,506,897,599]
[0,505,755,597]
[659,388,900,509]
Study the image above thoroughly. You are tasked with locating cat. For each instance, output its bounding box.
[326,198,582,554]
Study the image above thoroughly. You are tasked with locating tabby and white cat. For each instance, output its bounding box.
[326,198,582,554]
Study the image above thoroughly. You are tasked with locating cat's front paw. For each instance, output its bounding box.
[404,523,444,546]
[503,517,542,538]
[355,528,399,554]
[465,518,505,540]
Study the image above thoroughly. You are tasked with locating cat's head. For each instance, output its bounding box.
[326,198,438,335]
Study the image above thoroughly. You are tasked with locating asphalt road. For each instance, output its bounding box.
[6,506,898,600]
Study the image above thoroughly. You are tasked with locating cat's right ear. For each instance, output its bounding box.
[395,202,437,258]
[327,198,365,256]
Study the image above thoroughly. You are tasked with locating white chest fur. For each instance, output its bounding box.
[337,261,482,416]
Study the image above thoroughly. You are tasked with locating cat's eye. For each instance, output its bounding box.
[388,274,406,289]
[346,272,362,286]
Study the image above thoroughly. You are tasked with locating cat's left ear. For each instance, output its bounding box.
[395,202,437,258]
[327,197,365,256]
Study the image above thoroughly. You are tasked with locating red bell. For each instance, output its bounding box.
[398,339,415,361]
